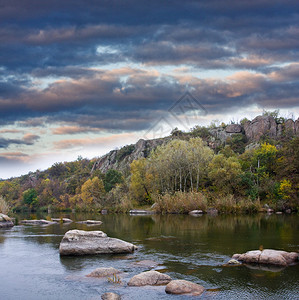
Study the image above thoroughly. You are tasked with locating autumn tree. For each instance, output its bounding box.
[80,177,105,207]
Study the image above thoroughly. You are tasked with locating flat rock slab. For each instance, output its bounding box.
[76,220,103,225]
[165,280,205,296]
[129,210,155,215]
[86,267,121,278]
[189,210,203,215]
[21,219,57,225]
[59,230,137,256]
[52,218,73,223]
[101,292,121,300]
[232,249,298,267]
[128,270,171,286]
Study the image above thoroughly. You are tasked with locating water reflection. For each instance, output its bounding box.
[1,213,298,299]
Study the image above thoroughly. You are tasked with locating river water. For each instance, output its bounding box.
[0,213,298,299]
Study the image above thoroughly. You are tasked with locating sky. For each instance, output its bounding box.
[0,0,299,179]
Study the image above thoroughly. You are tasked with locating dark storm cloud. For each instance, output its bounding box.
[0,134,40,148]
[0,0,298,132]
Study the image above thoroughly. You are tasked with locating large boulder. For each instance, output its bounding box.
[284,119,295,135]
[86,267,121,278]
[232,249,298,267]
[59,230,137,256]
[0,213,14,228]
[244,115,277,141]
[225,124,242,133]
[165,280,205,296]
[128,270,171,286]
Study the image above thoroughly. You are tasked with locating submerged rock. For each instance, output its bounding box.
[21,219,56,225]
[59,230,137,256]
[86,267,121,278]
[128,270,171,286]
[101,292,121,300]
[76,220,102,225]
[132,260,159,268]
[227,259,242,265]
[0,213,14,228]
[165,280,205,296]
[232,249,298,267]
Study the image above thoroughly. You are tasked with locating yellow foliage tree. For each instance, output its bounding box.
[81,177,105,207]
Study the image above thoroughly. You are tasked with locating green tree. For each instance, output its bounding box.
[104,169,123,192]
[208,154,243,193]
[23,188,38,207]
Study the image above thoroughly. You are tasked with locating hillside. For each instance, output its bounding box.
[0,113,298,213]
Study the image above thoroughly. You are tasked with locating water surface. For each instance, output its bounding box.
[0,213,298,299]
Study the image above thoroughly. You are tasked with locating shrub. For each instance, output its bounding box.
[153,192,208,214]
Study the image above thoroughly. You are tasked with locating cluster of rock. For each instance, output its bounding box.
[59,229,137,256]
[56,230,299,299]
[0,213,14,228]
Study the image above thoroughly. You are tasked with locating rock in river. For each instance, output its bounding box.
[0,213,14,228]
[101,292,121,300]
[86,267,121,278]
[128,270,171,286]
[52,218,73,223]
[59,230,137,256]
[232,249,298,267]
[21,219,57,225]
[76,220,103,225]
[165,280,205,296]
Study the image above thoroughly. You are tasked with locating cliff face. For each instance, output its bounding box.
[92,137,170,173]
[92,115,299,173]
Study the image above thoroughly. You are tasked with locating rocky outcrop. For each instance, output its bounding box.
[101,292,121,300]
[225,124,242,133]
[285,119,295,135]
[0,213,14,228]
[232,249,298,267]
[92,138,168,173]
[127,270,171,286]
[86,267,121,278]
[21,219,57,225]
[244,116,277,141]
[165,280,205,296]
[59,230,137,256]
[295,118,299,135]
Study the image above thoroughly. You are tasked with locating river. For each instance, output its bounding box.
[0,213,298,299]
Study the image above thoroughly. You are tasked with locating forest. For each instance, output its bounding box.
[1,113,298,214]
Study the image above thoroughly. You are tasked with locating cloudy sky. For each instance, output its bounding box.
[1,0,299,179]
